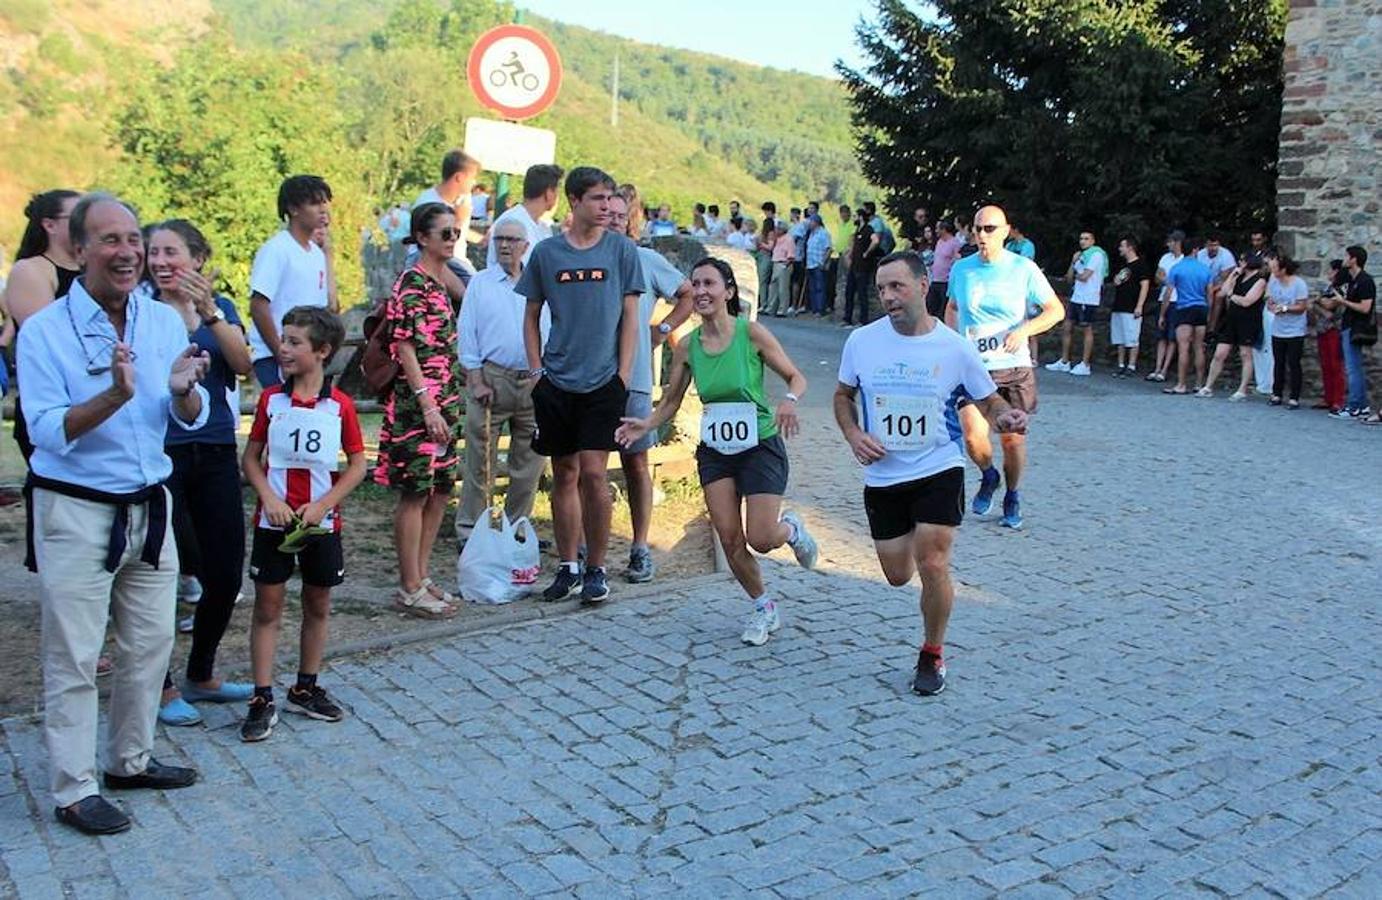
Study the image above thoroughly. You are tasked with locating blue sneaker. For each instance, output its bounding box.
[971,467,1001,515]
[181,680,255,703]
[158,697,202,727]
[1000,491,1023,530]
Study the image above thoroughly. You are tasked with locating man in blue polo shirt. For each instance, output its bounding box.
[945,205,1064,530]
[1159,239,1212,395]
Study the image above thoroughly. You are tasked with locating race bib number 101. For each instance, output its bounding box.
[870,394,941,452]
[701,402,758,455]
[268,407,341,470]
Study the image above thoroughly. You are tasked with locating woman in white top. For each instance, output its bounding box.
[1266,253,1310,408]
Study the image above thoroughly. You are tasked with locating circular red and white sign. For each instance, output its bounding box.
[466,24,563,121]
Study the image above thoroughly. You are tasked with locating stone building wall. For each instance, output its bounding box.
[1276,0,1382,277]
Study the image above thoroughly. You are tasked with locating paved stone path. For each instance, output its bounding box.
[2,318,1380,898]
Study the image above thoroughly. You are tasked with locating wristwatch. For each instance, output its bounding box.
[657,322,673,335]
[784,392,799,403]
[201,306,226,326]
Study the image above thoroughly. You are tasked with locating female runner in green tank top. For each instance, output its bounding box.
[616,257,819,647]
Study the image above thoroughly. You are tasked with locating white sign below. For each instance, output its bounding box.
[464,118,557,177]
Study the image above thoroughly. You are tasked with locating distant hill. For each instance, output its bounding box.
[0,0,870,301]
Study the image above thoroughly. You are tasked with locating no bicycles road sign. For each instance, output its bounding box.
[466,24,563,121]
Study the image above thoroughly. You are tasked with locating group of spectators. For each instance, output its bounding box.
[1037,227,1377,421]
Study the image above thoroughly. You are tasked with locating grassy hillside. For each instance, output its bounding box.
[0,0,867,301]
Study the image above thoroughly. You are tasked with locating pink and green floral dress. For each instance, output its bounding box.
[373,266,462,492]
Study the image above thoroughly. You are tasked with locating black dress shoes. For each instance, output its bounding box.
[55,795,131,835]
[102,759,198,791]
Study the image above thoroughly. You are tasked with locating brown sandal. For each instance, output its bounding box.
[391,586,457,620]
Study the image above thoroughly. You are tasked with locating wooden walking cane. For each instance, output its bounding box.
[483,402,496,528]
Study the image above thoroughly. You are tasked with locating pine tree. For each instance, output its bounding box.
[839,0,1286,263]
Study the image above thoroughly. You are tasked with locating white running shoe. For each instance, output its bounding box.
[1229,391,1247,402]
[1070,362,1091,377]
[177,575,202,605]
[780,511,818,569]
[1044,359,1072,373]
[1195,386,1213,398]
[741,603,781,646]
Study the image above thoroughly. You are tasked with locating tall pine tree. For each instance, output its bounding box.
[839,0,1285,263]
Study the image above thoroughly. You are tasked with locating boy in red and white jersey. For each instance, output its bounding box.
[240,307,366,742]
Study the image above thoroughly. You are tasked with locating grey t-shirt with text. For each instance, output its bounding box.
[515,230,645,393]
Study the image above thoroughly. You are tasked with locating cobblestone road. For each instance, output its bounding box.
[2,318,1380,898]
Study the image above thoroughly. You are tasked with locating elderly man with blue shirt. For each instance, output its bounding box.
[17,194,211,836]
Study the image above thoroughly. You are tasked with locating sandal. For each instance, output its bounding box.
[1361,413,1382,426]
[391,585,457,620]
[1162,386,1188,395]
[421,577,461,608]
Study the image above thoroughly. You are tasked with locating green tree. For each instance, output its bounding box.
[840,0,1286,263]
[111,36,366,312]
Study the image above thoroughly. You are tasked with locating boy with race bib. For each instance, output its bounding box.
[240,307,367,742]
[836,252,1028,695]
[616,257,818,647]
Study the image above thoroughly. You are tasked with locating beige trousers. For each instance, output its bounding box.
[762,262,794,316]
[457,363,545,536]
[33,487,176,807]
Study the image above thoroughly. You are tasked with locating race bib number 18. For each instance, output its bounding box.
[701,402,758,455]
[268,407,341,470]
[870,394,941,452]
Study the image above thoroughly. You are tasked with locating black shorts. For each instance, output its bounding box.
[958,366,1039,414]
[1219,304,1263,347]
[1172,305,1208,329]
[863,467,965,541]
[696,434,789,496]
[1070,302,1099,327]
[249,527,345,588]
[531,374,627,457]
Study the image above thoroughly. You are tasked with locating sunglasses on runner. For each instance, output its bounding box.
[973,224,1003,234]
[432,227,461,240]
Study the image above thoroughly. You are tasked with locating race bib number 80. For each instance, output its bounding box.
[701,402,758,455]
[967,323,1009,359]
[268,407,341,470]
[870,394,941,452]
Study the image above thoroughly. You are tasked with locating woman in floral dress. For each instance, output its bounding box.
[375,202,464,618]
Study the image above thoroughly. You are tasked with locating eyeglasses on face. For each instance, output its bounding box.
[431,228,461,241]
[973,224,1003,234]
[492,235,526,244]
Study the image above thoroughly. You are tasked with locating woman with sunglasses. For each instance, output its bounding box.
[145,219,255,724]
[373,202,464,619]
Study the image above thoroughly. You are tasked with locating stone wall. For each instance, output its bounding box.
[1276,0,1382,277]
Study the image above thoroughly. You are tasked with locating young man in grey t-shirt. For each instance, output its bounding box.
[519,167,644,604]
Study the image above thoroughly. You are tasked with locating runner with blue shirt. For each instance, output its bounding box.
[944,205,1063,530]
[835,251,1028,695]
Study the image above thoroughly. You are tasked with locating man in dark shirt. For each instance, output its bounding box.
[1330,245,1376,420]
[843,210,876,326]
[1109,237,1152,377]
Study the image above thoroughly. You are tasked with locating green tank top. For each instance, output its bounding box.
[687,316,777,441]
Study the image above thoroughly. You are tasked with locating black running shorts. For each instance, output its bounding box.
[531,374,627,457]
[249,528,345,588]
[863,466,965,540]
[696,434,789,496]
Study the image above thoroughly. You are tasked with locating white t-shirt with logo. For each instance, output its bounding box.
[247,230,328,362]
[1072,247,1108,306]
[837,319,997,488]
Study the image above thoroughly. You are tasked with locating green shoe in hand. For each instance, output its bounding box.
[278,516,331,554]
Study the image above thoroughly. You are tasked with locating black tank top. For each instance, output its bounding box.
[1232,272,1264,307]
[46,256,79,299]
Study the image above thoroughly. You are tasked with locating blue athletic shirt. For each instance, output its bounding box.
[946,248,1055,371]
[837,319,997,488]
[1166,256,1211,308]
[165,296,243,447]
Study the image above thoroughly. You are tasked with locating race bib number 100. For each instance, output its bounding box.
[701,402,758,455]
[268,407,341,470]
[870,394,941,452]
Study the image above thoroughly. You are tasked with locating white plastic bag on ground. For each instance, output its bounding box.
[457,508,540,604]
